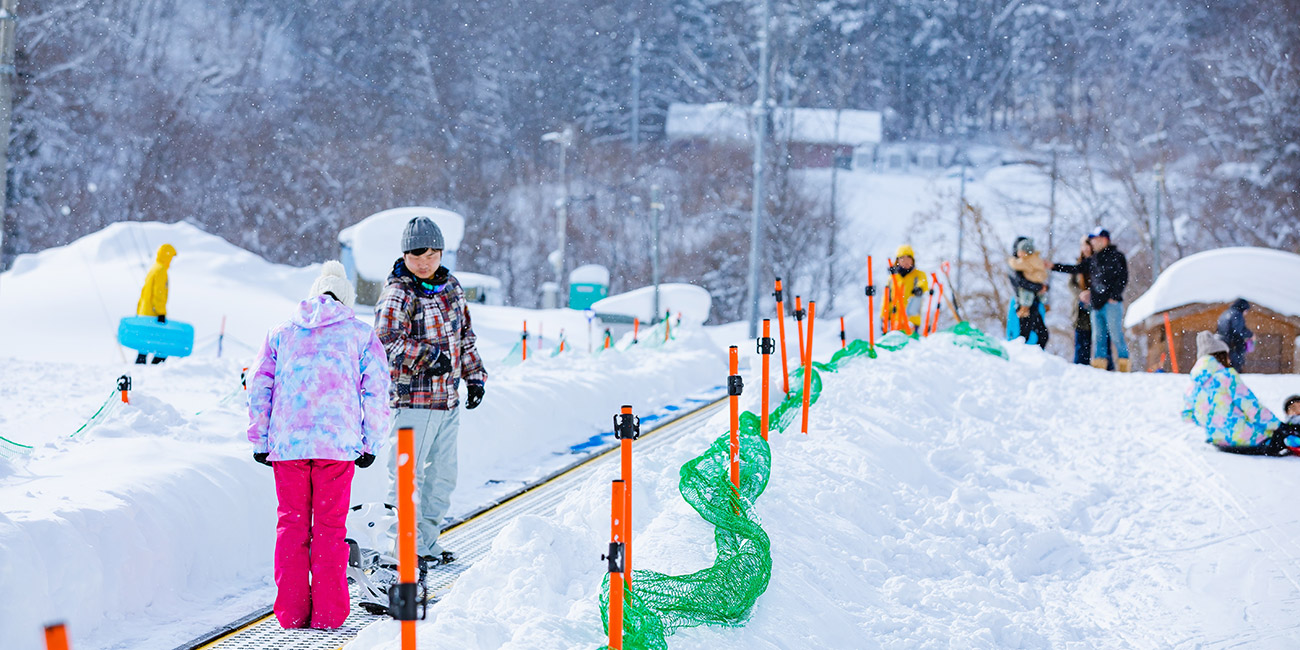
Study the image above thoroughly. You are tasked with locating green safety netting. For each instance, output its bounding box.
[943,321,1009,359]
[599,323,1004,649]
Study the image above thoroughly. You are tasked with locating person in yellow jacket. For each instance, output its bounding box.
[135,243,177,364]
[880,244,929,334]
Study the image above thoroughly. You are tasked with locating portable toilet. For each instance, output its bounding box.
[568,264,610,310]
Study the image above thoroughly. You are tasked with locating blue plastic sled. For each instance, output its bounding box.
[118,316,195,358]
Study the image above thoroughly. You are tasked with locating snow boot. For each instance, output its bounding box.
[1090,358,1108,370]
[1117,358,1131,373]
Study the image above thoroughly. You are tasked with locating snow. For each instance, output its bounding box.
[1125,246,1300,328]
[0,222,725,650]
[568,264,609,286]
[772,107,882,146]
[590,283,712,324]
[338,207,466,282]
[345,337,1300,650]
[10,221,1300,650]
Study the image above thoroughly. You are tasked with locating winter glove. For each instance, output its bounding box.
[427,348,453,376]
[253,452,272,467]
[157,315,166,324]
[912,286,924,297]
[466,382,484,410]
[355,453,376,469]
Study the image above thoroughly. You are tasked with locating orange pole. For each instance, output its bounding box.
[882,285,892,334]
[923,279,936,337]
[887,261,913,336]
[118,375,130,404]
[44,623,70,650]
[867,256,876,348]
[607,480,626,650]
[396,426,417,650]
[839,316,846,349]
[522,320,528,362]
[619,405,634,586]
[774,278,790,393]
[801,301,816,434]
[559,330,566,353]
[633,318,639,343]
[1164,313,1180,373]
[728,346,740,489]
[760,319,772,441]
[604,329,612,350]
[664,311,671,343]
[930,280,945,336]
[794,296,806,367]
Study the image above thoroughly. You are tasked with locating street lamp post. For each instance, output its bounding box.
[650,185,663,322]
[542,127,573,308]
[747,0,771,339]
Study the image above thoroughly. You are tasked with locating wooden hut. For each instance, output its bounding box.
[1125,247,1300,374]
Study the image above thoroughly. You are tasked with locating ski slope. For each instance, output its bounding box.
[5,222,1300,649]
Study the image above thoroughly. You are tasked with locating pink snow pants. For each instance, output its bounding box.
[272,459,355,629]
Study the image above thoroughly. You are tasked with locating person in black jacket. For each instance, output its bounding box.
[1216,298,1253,372]
[1051,227,1131,371]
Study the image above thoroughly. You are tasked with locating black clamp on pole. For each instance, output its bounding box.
[728,373,744,397]
[602,540,625,574]
[388,581,426,621]
[614,411,641,441]
[794,307,806,322]
[117,375,132,392]
[840,329,847,344]
[864,284,876,297]
[757,336,776,356]
[773,280,783,303]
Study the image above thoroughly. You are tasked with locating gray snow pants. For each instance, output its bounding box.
[387,406,459,557]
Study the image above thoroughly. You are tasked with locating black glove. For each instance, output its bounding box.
[428,349,453,376]
[355,453,376,468]
[466,382,484,410]
[157,315,166,323]
[912,286,925,297]
[889,265,903,275]
[253,452,272,467]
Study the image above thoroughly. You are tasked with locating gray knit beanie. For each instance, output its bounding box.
[402,216,444,253]
[1196,331,1229,358]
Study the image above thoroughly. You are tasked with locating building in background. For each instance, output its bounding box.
[1125,247,1300,374]
[338,206,466,306]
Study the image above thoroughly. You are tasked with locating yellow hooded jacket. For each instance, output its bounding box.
[137,244,176,317]
[880,245,929,330]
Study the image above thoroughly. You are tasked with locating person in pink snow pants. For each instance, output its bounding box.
[247,261,392,629]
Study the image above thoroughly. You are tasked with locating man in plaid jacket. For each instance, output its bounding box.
[374,216,487,565]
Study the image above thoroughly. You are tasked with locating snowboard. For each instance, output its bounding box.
[117,316,195,357]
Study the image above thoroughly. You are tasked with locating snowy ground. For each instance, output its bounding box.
[5,222,1300,650]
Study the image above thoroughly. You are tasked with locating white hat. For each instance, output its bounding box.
[308,260,356,308]
[1195,330,1228,358]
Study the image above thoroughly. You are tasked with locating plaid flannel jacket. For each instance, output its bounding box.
[374,262,487,410]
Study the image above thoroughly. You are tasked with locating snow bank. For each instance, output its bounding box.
[348,334,1300,649]
[1125,246,1300,327]
[591,283,712,325]
[0,222,728,650]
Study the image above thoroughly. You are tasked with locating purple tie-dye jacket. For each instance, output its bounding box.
[247,296,393,461]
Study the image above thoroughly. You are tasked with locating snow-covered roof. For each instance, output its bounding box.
[772,107,882,146]
[454,271,502,290]
[339,207,465,281]
[1125,247,1300,328]
[591,283,712,325]
[569,264,610,285]
[665,102,882,146]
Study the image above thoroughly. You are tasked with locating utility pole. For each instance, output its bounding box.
[630,29,641,154]
[650,185,662,322]
[956,155,967,295]
[1153,161,1164,273]
[746,0,771,339]
[0,0,16,282]
[1047,148,1058,261]
[542,127,573,308]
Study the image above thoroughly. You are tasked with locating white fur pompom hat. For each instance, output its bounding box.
[308,260,356,308]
